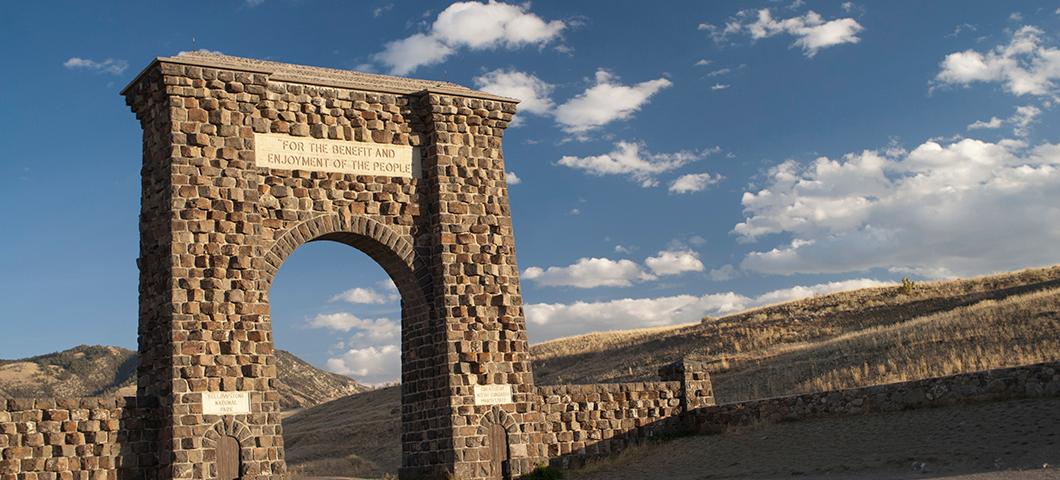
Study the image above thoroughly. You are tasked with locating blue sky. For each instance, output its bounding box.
[2,1,1059,384]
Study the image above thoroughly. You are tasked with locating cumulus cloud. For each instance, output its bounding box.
[709,264,739,281]
[177,49,225,56]
[374,1,565,74]
[326,345,400,385]
[710,83,731,91]
[307,312,400,342]
[703,9,863,57]
[330,286,397,304]
[644,249,705,276]
[474,69,554,115]
[747,9,863,56]
[669,171,723,193]
[753,278,892,305]
[1010,105,1041,137]
[525,247,710,288]
[554,70,672,134]
[935,26,1060,96]
[524,278,889,341]
[966,105,1045,137]
[557,141,704,188]
[695,59,713,66]
[63,57,128,75]
[735,136,1060,278]
[505,171,522,185]
[523,258,655,288]
[967,116,1003,130]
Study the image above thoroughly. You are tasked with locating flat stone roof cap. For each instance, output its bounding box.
[121,51,518,102]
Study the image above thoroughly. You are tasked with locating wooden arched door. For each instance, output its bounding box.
[216,435,241,480]
[486,422,510,480]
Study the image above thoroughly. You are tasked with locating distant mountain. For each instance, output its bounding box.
[0,345,137,398]
[274,350,369,410]
[0,345,366,410]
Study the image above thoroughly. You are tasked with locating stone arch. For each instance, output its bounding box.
[202,418,255,479]
[261,212,428,312]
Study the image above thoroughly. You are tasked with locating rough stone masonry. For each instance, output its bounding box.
[0,53,714,480]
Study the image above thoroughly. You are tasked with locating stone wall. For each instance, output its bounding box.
[691,361,1060,432]
[536,359,716,468]
[0,397,157,480]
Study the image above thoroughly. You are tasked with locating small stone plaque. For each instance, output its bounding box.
[202,391,251,415]
[254,133,420,178]
[473,384,513,406]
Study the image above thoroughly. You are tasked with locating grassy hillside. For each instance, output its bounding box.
[532,265,1060,402]
[283,386,401,478]
[283,265,1060,478]
[0,346,365,410]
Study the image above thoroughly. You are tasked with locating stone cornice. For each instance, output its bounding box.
[120,52,520,103]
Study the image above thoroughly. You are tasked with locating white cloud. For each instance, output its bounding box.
[614,244,633,254]
[735,136,1060,278]
[707,68,732,77]
[1010,105,1041,137]
[307,312,400,341]
[669,171,723,193]
[709,264,738,281]
[935,26,1060,96]
[373,3,393,17]
[330,287,396,304]
[523,257,655,288]
[474,69,554,115]
[966,105,1045,137]
[326,345,400,385]
[967,116,1003,130]
[63,57,128,75]
[374,1,565,74]
[524,278,888,342]
[378,278,397,291]
[707,9,862,57]
[554,70,672,134]
[177,49,225,56]
[644,249,705,276]
[841,2,856,13]
[557,141,703,187]
[711,83,730,91]
[569,208,581,216]
[745,9,864,57]
[695,59,713,66]
[753,278,892,305]
[505,171,522,185]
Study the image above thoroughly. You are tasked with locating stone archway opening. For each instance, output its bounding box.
[263,216,432,478]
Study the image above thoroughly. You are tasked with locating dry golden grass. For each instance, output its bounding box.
[715,287,1060,401]
[284,264,1060,478]
[531,264,1060,402]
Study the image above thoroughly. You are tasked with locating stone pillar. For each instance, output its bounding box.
[419,91,546,479]
[660,358,715,411]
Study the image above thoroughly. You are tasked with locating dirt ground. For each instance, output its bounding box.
[567,398,1060,480]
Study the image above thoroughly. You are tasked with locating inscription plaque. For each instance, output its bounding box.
[254,132,420,178]
[202,391,251,415]
[473,384,513,406]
